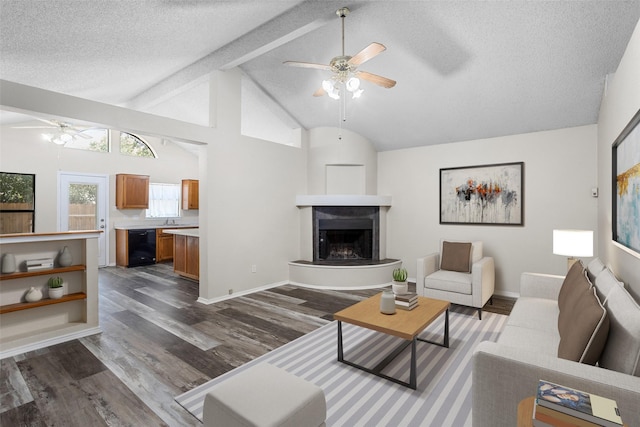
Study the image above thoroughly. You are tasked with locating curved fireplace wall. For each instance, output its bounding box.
[313,206,379,263]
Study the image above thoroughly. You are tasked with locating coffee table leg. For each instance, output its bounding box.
[417,308,450,348]
[444,308,449,348]
[337,321,344,362]
[410,337,417,389]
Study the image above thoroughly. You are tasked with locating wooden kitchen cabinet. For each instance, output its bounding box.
[173,234,199,281]
[182,179,199,210]
[156,228,174,262]
[116,174,149,209]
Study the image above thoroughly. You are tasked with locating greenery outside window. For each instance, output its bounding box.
[0,172,35,234]
[64,129,110,152]
[146,183,180,218]
[120,132,156,158]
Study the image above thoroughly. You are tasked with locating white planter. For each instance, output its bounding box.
[49,286,64,299]
[392,280,408,295]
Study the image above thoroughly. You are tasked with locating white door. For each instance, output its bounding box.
[58,172,108,267]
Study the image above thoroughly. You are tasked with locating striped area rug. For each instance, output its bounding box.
[175,307,507,426]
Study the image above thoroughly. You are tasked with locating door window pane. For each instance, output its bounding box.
[68,183,98,231]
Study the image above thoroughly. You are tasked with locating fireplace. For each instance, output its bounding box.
[313,206,379,264]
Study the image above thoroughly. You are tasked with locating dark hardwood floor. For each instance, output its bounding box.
[1,263,513,426]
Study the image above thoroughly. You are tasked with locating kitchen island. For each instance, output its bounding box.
[163,228,199,281]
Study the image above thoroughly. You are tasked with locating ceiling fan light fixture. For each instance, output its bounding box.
[351,88,364,99]
[322,79,334,92]
[346,77,360,92]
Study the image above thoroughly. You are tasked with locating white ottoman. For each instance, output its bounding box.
[203,362,326,427]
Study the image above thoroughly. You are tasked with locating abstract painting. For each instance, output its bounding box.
[613,109,640,256]
[440,162,523,225]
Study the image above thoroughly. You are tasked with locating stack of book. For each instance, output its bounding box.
[533,379,624,427]
[395,292,418,311]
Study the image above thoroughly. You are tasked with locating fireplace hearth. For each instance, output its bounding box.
[313,206,379,264]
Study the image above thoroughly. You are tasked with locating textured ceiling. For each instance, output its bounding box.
[1,0,639,151]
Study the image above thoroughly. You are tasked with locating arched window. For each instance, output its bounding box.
[120,132,156,158]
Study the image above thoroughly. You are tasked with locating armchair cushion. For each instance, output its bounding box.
[440,241,472,272]
[424,270,472,294]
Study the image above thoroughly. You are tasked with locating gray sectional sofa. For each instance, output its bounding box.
[472,258,640,427]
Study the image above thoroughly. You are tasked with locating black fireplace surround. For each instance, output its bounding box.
[313,206,380,264]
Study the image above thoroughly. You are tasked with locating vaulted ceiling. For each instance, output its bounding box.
[1,1,639,151]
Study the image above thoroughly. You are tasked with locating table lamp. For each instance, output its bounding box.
[553,229,593,270]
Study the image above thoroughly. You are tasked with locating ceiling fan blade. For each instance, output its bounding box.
[313,87,326,97]
[357,71,396,88]
[11,125,57,129]
[348,42,386,66]
[283,61,331,71]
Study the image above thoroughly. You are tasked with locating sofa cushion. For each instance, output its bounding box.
[440,241,472,273]
[586,258,606,283]
[497,324,559,355]
[599,285,640,376]
[594,267,624,304]
[558,287,609,365]
[424,269,472,294]
[506,297,559,335]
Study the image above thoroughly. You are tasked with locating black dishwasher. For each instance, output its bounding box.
[128,229,156,267]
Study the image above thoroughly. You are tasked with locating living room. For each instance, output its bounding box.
[1,2,639,426]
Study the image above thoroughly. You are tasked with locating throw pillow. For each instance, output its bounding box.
[558,287,609,365]
[558,260,588,309]
[440,241,472,273]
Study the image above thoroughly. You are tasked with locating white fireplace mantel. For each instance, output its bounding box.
[295,195,392,207]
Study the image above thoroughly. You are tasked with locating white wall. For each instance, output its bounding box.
[0,125,199,264]
[597,19,640,300]
[379,125,598,296]
[199,69,307,300]
[306,127,378,195]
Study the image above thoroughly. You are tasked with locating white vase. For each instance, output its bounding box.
[2,253,16,273]
[380,290,396,315]
[49,286,64,299]
[25,287,43,302]
[58,246,72,267]
[392,280,408,295]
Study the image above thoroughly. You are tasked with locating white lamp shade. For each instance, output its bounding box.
[553,229,593,257]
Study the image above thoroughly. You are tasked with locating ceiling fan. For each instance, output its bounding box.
[12,118,92,144]
[284,7,396,99]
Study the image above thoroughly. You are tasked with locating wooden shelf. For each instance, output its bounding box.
[0,265,85,281]
[0,292,86,314]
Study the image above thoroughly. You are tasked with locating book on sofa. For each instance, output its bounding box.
[535,380,623,427]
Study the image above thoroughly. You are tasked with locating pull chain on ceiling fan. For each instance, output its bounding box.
[284,7,396,100]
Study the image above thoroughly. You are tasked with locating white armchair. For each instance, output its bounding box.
[417,240,495,319]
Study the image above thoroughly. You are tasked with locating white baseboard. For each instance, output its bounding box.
[196,281,288,305]
[1,326,102,360]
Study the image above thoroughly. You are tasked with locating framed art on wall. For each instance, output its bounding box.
[612,108,640,256]
[440,162,524,225]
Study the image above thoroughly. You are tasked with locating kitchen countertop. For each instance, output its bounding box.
[162,228,199,238]
[114,224,198,230]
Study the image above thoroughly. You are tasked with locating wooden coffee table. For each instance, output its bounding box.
[333,293,450,389]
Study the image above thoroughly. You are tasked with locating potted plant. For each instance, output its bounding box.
[48,276,64,299]
[392,267,408,295]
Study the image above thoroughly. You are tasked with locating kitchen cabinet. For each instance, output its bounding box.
[156,228,174,262]
[173,233,199,281]
[116,229,156,267]
[0,231,101,358]
[182,179,199,210]
[116,174,149,209]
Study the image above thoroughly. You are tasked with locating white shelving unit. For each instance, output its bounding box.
[0,231,101,359]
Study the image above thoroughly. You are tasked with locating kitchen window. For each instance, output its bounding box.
[146,183,180,218]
